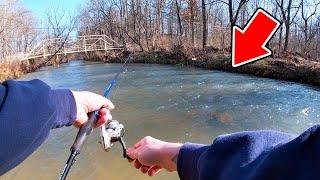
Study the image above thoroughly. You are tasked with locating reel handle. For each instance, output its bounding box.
[119,136,133,160]
[71,111,98,154]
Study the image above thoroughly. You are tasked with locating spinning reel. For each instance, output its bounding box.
[99,120,131,159]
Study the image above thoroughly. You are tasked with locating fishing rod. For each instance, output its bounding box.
[59,57,131,180]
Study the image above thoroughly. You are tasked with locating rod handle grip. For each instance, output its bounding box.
[71,111,97,154]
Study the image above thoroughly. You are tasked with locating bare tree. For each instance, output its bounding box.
[300,0,319,54]
[227,0,249,38]
[175,0,183,37]
[0,0,39,60]
[76,0,320,60]
[208,0,249,48]
[275,0,301,51]
[202,0,207,48]
[45,5,78,63]
[188,0,196,47]
[46,5,77,39]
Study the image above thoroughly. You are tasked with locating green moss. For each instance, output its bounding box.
[175,61,187,67]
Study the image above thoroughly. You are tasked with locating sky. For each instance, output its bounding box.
[21,0,84,22]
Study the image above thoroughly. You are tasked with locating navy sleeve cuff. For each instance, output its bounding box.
[177,143,208,180]
[49,89,77,128]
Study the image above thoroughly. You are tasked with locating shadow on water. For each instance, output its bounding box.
[4,60,320,180]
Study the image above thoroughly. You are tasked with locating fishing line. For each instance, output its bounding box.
[58,56,131,180]
[109,65,128,103]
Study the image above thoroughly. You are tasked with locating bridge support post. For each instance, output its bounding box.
[42,43,46,58]
[104,36,107,51]
[83,36,87,52]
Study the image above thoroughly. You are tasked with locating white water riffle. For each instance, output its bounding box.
[5,60,320,180]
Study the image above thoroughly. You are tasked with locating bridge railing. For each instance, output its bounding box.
[22,35,124,60]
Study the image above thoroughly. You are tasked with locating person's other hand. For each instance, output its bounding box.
[71,91,114,128]
[126,136,182,176]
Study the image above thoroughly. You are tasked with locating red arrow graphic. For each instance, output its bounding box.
[232,8,280,67]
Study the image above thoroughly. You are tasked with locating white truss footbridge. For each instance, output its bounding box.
[20,34,124,61]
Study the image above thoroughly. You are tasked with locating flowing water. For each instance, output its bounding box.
[3,60,320,180]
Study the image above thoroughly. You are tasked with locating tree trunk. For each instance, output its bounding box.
[278,24,283,50]
[175,0,183,44]
[283,0,292,51]
[201,0,207,49]
[190,0,195,46]
[284,22,290,51]
[228,0,234,49]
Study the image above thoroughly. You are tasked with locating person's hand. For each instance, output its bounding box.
[126,136,182,176]
[71,91,114,128]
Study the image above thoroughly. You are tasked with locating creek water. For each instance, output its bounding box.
[3,60,320,180]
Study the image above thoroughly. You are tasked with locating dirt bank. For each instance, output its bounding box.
[2,49,320,88]
[85,48,320,87]
[0,54,77,82]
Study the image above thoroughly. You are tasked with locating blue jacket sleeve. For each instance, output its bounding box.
[177,125,320,180]
[0,79,77,175]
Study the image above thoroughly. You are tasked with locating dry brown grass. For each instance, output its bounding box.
[0,54,77,82]
[87,46,320,87]
[0,61,28,82]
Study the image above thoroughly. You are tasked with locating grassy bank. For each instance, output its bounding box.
[2,48,320,88]
[0,61,29,82]
[84,48,320,87]
[0,54,77,82]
